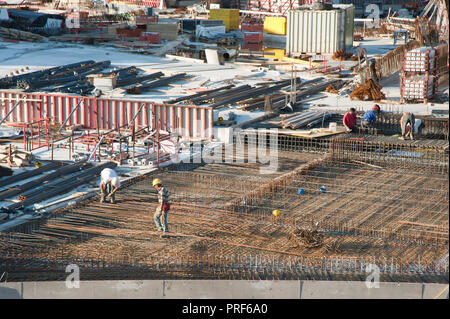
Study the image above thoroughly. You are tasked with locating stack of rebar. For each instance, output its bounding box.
[0,61,96,89]
[1,161,116,212]
[126,73,188,94]
[281,111,331,129]
[165,84,235,104]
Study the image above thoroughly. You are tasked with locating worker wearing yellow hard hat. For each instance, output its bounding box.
[153,178,171,238]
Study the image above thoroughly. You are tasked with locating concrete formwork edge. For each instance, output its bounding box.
[0,280,448,299]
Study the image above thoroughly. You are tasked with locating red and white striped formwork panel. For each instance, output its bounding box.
[0,91,214,140]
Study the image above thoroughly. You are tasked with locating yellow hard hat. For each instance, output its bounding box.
[272,210,280,217]
[34,161,42,168]
[152,178,162,186]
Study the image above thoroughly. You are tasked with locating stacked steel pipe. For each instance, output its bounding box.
[126,73,188,94]
[281,110,331,129]
[1,161,116,212]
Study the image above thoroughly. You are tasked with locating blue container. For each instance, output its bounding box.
[297,188,305,195]
[147,8,153,16]
[319,185,327,193]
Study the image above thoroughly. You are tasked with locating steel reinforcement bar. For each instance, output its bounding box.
[0,248,448,282]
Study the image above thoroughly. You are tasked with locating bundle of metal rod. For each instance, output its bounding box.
[116,71,164,87]
[0,60,95,89]
[126,73,188,94]
[64,82,96,95]
[49,60,113,79]
[3,161,116,211]
[165,84,235,104]
[255,77,302,86]
[209,82,290,109]
[189,85,252,105]
[306,113,332,128]
[241,78,324,111]
[105,66,139,78]
[43,79,87,92]
[0,162,64,189]
[19,61,112,91]
[0,161,91,201]
[293,79,341,103]
[280,111,330,129]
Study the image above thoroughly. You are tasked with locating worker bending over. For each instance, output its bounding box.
[361,104,381,128]
[153,178,170,237]
[414,119,425,139]
[343,107,357,133]
[400,112,421,140]
[100,168,120,204]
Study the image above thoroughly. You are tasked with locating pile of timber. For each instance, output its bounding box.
[0,145,34,167]
[350,79,386,101]
[281,110,331,129]
[0,26,46,42]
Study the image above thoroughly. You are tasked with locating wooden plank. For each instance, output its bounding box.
[291,128,347,138]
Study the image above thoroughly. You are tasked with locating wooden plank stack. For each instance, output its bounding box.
[0,27,46,42]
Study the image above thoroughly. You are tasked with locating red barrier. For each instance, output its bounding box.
[0,91,214,139]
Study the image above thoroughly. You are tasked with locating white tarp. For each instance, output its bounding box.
[195,25,226,39]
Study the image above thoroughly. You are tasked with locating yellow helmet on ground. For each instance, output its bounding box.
[272,210,280,217]
[152,178,162,186]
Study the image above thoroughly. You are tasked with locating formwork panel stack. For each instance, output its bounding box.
[209,9,240,31]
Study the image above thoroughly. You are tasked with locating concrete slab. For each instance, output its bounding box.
[93,280,163,299]
[301,281,424,299]
[0,283,23,299]
[422,283,449,299]
[162,280,301,299]
[20,280,163,299]
[2,280,447,299]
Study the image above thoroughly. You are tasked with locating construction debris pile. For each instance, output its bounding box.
[350,79,385,101]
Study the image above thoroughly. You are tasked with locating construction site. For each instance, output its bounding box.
[0,0,448,299]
